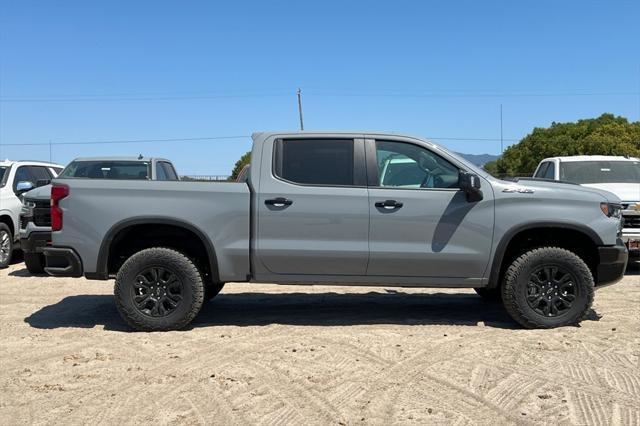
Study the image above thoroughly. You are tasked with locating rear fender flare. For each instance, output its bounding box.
[95,217,219,281]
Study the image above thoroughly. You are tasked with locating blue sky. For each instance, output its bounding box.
[1,0,639,175]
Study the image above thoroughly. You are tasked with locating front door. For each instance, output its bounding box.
[366,138,494,280]
[256,136,370,276]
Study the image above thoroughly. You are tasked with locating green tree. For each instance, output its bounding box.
[230,151,251,180]
[490,114,640,177]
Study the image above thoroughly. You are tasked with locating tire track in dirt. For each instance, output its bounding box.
[359,331,525,424]
[35,331,291,424]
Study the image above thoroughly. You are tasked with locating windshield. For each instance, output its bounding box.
[0,166,7,187]
[58,161,150,179]
[560,160,640,184]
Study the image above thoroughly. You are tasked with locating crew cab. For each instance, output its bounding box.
[19,156,179,273]
[533,156,640,255]
[45,132,628,331]
[0,160,64,268]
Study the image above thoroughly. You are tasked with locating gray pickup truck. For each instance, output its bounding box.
[20,156,179,273]
[44,132,628,331]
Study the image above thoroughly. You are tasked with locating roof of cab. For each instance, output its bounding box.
[251,131,440,148]
[0,159,64,167]
[69,156,172,163]
[542,155,639,162]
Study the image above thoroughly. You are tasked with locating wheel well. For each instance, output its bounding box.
[106,224,217,282]
[0,215,14,236]
[492,227,599,288]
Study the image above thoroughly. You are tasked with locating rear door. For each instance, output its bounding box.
[366,137,494,280]
[255,136,370,276]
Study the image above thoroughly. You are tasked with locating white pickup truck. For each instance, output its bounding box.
[0,160,64,268]
[533,156,640,255]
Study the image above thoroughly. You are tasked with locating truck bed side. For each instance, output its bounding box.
[51,179,250,281]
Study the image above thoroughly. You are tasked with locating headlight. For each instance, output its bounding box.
[600,202,622,218]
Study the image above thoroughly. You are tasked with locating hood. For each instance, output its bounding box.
[496,178,621,203]
[23,184,52,201]
[582,183,640,202]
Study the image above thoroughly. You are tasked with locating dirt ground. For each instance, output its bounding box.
[1,262,639,426]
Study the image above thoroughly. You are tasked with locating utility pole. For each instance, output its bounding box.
[297,88,304,131]
[49,139,52,162]
[500,104,504,154]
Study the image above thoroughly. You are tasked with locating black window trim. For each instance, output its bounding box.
[271,137,367,188]
[365,138,463,192]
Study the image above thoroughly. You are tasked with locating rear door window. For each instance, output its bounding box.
[274,139,355,186]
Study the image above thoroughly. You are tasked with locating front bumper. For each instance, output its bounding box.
[20,230,51,254]
[43,247,83,277]
[595,238,629,288]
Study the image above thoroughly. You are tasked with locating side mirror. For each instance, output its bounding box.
[459,171,483,202]
[16,181,35,195]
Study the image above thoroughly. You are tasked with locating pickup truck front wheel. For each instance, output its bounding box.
[114,248,205,331]
[502,247,594,329]
[0,224,13,269]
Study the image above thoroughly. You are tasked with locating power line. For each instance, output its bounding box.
[0,135,250,147]
[0,94,291,103]
[305,91,640,98]
[1,134,636,147]
[1,90,638,103]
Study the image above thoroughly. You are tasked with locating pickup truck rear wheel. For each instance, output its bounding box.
[114,247,205,331]
[502,247,594,329]
[0,224,13,269]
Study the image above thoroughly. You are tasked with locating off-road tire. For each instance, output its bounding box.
[502,247,594,329]
[0,223,13,269]
[24,252,45,274]
[114,247,205,331]
[474,287,501,301]
[204,281,225,302]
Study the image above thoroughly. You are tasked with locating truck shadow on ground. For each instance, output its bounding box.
[24,291,601,332]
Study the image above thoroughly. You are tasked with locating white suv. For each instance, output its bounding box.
[0,160,64,268]
[533,155,640,255]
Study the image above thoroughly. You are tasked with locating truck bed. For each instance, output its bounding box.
[51,179,250,281]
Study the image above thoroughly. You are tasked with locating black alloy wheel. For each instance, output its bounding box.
[526,265,577,317]
[133,266,184,317]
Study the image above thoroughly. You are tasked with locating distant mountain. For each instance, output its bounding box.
[456,152,500,167]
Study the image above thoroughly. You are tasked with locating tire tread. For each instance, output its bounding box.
[114,247,204,331]
[502,247,594,329]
